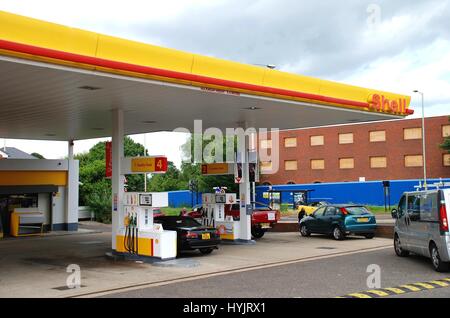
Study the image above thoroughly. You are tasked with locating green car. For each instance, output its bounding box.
[299,205,377,240]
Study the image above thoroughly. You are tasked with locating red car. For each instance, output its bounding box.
[188,202,281,239]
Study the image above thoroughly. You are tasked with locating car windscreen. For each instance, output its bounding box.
[345,207,370,215]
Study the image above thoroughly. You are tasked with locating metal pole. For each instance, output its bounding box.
[144,133,147,192]
[421,93,427,190]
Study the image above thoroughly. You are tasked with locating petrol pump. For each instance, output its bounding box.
[115,191,177,260]
[202,189,238,241]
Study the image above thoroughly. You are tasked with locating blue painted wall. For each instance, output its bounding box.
[255,179,450,207]
[168,190,202,208]
[167,179,450,208]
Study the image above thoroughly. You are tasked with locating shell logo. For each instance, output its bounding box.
[368,94,408,115]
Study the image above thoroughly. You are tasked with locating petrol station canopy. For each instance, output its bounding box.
[0,11,413,141]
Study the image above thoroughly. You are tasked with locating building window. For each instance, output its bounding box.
[311,159,325,170]
[284,160,298,171]
[370,156,387,168]
[370,130,386,142]
[284,137,297,148]
[339,158,354,169]
[310,135,324,146]
[405,155,423,167]
[260,140,272,149]
[339,133,354,144]
[404,127,422,140]
[444,154,450,167]
[260,161,273,172]
[443,125,450,138]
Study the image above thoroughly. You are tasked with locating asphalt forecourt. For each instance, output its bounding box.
[0,228,391,298]
[96,246,450,299]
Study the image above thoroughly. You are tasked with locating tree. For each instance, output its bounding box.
[441,117,450,152]
[147,161,185,192]
[178,134,239,194]
[76,136,148,223]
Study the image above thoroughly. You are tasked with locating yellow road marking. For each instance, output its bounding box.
[348,293,373,298]
[367,290,389,297]
[430,280,449,287]
[339,278,450,298]
[400,285,422,292]
[413,282,435,289]
[384,287,406,294]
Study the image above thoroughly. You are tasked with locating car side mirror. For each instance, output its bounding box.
[391,209,398,219]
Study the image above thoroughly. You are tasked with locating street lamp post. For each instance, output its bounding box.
[413,90,427,190]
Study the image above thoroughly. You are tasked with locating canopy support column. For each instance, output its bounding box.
[111,109,124,250]
[238,131,252,242]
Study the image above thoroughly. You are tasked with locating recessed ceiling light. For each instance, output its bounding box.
[78,86,101,91]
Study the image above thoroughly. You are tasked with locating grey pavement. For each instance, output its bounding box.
[104,248,450,298]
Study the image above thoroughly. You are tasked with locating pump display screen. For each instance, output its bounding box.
[215,194,226,204]
[139,194,152,206]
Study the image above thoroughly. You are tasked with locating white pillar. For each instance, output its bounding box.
[111,109,125,250]
[68,140,74,160]
[66,140,79,231]
[239,133,252,241]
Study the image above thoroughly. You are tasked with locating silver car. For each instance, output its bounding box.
[392,188,450,272]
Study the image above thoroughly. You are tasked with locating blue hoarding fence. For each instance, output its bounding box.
[255,178,450,208]
[167,178,450,208]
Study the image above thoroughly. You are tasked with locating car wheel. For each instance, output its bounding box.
[332,226,345,241]
[394,234,409,257]
[299,224,311,237]
[251,227,266,239]
[365,233,375,239]
[199,248,214,255]
[430,243,449,272]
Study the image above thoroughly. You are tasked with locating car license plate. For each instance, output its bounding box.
[357,218,369,223]
[268,213,275,221]
[261,223,271,229]
[202,233,211,240]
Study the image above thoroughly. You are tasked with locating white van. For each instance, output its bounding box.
[392,188,450,272]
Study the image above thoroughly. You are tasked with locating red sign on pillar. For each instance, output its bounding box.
[105,141,112,179]
[154,157,168,173]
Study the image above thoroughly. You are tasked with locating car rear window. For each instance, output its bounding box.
[345,207,370,215]
[155,217,201,227]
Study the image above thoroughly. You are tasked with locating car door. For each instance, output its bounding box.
[396,195,410,250]
[318,206,338,234]
[406,193,422,254]
[308,207,326,232]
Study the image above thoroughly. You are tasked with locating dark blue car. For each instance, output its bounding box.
[299,205,377,240]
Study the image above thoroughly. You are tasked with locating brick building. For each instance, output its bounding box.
[259,115,450,185]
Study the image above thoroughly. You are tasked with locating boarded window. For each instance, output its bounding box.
[310,135,324,146]
[444,154,450,167]
[311,159,325,170]
[284,160,298,171]
[443,125,450,138]
[339,133,354,144]
[339,158,354,169]
[284,137,297,148]
[404,127,422,140]
[260,140,272,149]
[370,156,387,168]
[260,161,273,171]
[370,130,386,142]
[405,155,423,167]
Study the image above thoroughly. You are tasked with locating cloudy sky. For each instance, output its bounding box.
[0,0,449,166]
